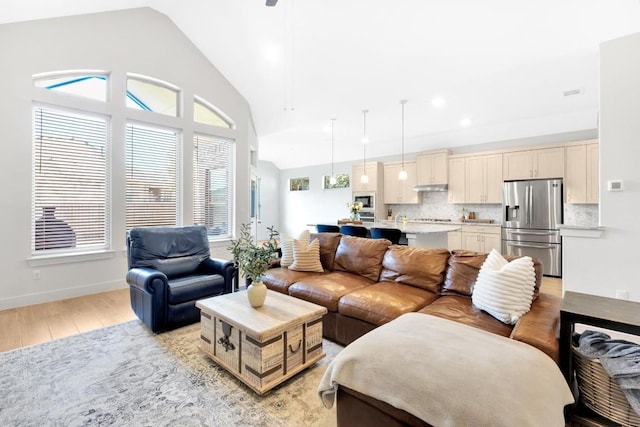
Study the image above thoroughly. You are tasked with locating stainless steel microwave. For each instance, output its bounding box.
[353,193,374,210]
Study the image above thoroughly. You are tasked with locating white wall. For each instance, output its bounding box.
[279,162,353,236]
[563,32,640,301]
[256,160,281,240]
[0,8,254,309]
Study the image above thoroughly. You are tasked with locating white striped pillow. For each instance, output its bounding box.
[280,230,310,267]
[289,238,324,272]
[471,249,536,324]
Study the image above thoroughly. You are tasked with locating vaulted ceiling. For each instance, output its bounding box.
[4,0,640,169]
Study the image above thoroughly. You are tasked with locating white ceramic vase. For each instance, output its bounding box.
[247,280,267,308]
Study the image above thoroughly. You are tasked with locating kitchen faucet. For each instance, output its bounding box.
[394,214,406,225]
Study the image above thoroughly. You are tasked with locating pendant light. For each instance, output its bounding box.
[329,118,337,185]
[398,100,408,180]
[360,110,369,185]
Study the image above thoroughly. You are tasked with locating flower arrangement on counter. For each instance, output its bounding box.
[347,201,363,220]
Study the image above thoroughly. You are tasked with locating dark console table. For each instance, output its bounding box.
[560,291,640,387]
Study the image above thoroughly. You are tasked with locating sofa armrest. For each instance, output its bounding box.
[126,267,168,295]
[126,267,169,332]
[510,293,562,363]
[199,258,235,294]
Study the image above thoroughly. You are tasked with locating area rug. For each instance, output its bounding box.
[0,320,343,426]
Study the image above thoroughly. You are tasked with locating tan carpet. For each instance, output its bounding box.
[0,320,342,426]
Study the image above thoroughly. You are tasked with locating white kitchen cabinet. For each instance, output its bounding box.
[447,157,465,204]
[587,143,599,204]
[565,141,599,204]
[416,150,448,185]
[383,161,419,204]
[447,230,462,251]
[464,153,502,204]
[352,161,382,193]
[503,147,564,180]
[461,225,502,253]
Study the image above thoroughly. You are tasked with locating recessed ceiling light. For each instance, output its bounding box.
[432,97,445,108]
[264,46,279,62]
[460,118,471,127]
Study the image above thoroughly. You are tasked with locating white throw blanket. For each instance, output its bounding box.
[318,313,574,427]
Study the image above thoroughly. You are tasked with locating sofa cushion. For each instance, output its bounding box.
[471,249,536,325]
[289,238,324,272]
[379,246,450,293]
[510,292,562,362]
[261,267,323,294]
[288,271,375,312]
[310,232,342,270]
[338,282,439,326]
[442,250,543,298]
[280,229,310,267]
[150,256,202,279]
[128,225,210,275]
[167,274,225,305]
[441,250,487,297]
[333,236,390,281]
[418,295,513,337]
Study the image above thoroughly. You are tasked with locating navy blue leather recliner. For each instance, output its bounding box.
[126,225,234,332]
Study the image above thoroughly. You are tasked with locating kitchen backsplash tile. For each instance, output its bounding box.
[564,203,599,227]
[389,192,502,223]
[388,191,599,227]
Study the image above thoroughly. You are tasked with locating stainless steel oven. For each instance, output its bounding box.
[359,211,375,223]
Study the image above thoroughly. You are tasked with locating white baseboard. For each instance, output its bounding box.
[0,280,127,310]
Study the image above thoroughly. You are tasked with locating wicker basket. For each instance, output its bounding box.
[573,347,640,426]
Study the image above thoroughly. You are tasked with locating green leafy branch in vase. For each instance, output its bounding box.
[228,223,279,281]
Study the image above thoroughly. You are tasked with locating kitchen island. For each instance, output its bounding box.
[372,220,461,248]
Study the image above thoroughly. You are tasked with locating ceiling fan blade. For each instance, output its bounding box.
[266,0,278,6]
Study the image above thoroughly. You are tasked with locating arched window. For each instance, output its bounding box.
[126,74,179,117]
[194,96,234,129]
[34,71,108,102]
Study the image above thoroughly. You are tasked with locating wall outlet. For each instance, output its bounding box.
[616,289,629,300]
[32,270,41,280]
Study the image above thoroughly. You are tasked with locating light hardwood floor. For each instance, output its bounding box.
[0,277,563,353]
[0,288,136,353]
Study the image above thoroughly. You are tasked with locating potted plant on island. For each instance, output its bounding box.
[347,201,363,221]
[228,223,279,307]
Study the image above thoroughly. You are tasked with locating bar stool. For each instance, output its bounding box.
[370,227,402,244]
[340,225,369,238]
[316,224,340,233]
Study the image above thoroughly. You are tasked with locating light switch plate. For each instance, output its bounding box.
[608,180,623,191]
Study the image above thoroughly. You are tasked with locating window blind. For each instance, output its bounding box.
[193,134,233,238]
[125,123,179,230]
[32,106,108,252]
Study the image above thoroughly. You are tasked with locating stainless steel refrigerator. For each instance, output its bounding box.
[502,179,563,277]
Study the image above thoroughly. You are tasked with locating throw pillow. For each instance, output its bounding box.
[280,229,311,267]
[471,249,536,325]
[289,238,324,272]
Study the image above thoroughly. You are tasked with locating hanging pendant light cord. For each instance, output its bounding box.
[401,100,406,170]
[362,110,367,168]
[331,118,335,177]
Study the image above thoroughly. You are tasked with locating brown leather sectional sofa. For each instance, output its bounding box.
[262,232,562,427]
[263,232,561,361]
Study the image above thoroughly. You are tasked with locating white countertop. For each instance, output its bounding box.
[309,219,500,234]
[370,221,461,234]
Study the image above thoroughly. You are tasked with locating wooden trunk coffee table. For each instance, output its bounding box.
[196,290,328,395]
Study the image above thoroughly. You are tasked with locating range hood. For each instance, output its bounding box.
[413,183,448,192]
